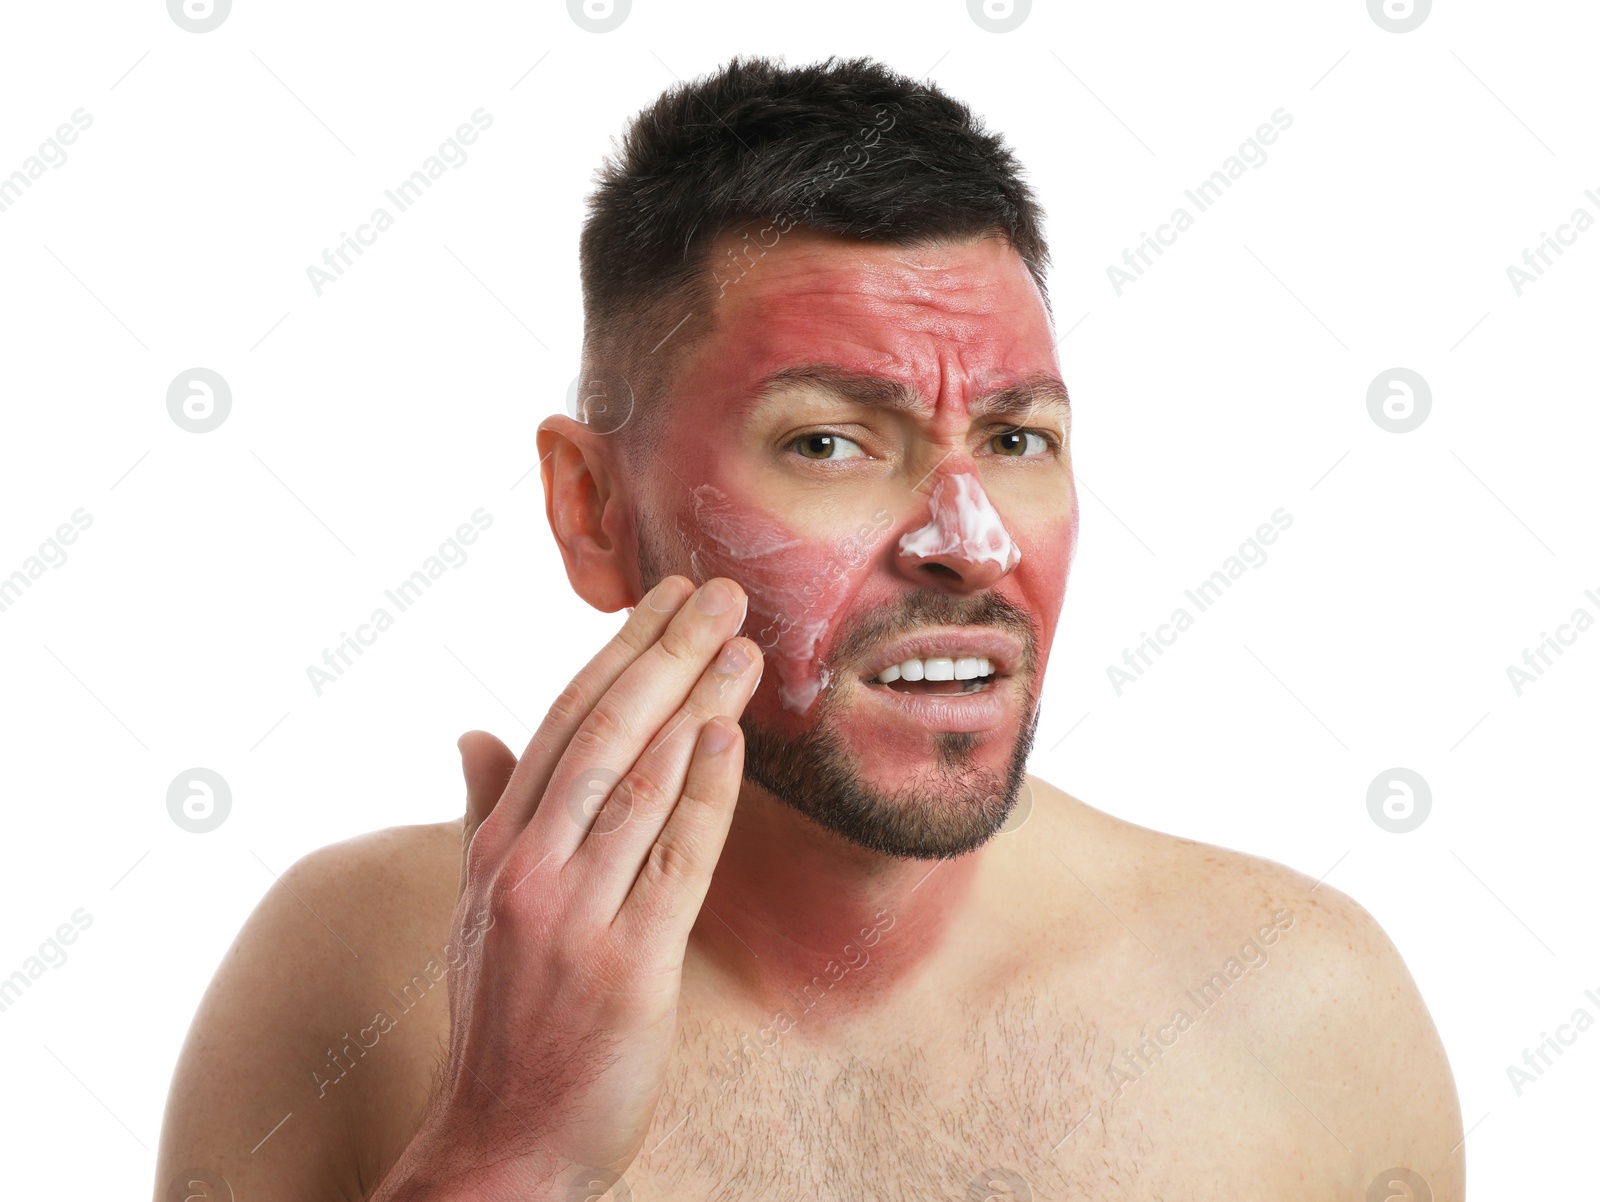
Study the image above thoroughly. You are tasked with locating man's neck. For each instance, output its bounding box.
[688,782,986,1029]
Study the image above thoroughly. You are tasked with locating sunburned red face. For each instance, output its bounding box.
[633,228,1079,858]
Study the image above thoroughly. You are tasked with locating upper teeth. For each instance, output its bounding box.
[877,656,996,683]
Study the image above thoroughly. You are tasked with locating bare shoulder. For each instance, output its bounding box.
[155,820,464,1202]
[1027,777,1465,1199]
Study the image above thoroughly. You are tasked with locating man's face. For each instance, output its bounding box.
[631,227,1078,859]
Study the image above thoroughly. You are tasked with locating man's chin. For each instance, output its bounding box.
[736,690,1039,861]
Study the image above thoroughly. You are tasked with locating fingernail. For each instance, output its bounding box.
[714,639,753,675]
[701,718,737,754]
[695,579,737,615]
[646,578,688,613]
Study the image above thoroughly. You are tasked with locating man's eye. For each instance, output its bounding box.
[986,430,1052,456]
[792,433,864,460]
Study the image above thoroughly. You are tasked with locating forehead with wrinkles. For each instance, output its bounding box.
[666,227,1059,429]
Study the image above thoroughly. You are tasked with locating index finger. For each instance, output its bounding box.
[469,575,705,862]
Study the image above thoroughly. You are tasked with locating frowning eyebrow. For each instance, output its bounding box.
[749,363,1070,425]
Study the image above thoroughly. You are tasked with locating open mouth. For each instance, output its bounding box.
[865,656,1002,697]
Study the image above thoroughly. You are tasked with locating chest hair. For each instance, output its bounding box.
[627,985,1156,1202]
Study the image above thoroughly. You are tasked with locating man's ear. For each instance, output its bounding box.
[537,415,640,613]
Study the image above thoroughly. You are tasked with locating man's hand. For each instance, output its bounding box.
[371,575,762,1201]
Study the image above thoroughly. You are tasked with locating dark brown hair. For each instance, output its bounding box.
[576,54,1052,445]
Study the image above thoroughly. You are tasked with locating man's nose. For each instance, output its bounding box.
[893,471,1022,591]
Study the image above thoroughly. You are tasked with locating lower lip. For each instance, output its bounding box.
[855,675,1014,733]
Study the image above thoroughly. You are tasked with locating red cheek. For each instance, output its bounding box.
[1015,503,1078,680]
[687,484,884,715]
[676,475,1077,724]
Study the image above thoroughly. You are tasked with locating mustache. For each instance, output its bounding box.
[826,589,1038,677]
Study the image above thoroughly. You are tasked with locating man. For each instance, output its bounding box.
[155,56,1464,1201]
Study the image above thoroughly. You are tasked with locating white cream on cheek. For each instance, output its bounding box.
[685,485,881,714]
[897,472,1021,572]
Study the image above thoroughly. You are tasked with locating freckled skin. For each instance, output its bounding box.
[626,228,1080,1009]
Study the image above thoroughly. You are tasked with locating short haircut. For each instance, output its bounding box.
[576,54,1052,449]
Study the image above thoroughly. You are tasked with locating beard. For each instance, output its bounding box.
[635,517,1042,861]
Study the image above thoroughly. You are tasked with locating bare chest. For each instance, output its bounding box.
[617,986,1163,1202]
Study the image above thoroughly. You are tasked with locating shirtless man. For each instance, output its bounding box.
[154,56,1464,1201]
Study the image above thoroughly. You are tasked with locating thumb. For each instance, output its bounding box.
[456,729,517,894]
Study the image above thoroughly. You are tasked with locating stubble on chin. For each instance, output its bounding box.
[736,679,1040,861]
[633,510,1041,860]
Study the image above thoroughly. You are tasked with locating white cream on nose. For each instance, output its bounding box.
[898,473,1021,572]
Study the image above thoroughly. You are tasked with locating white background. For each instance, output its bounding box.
[0,0,1594,1195]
